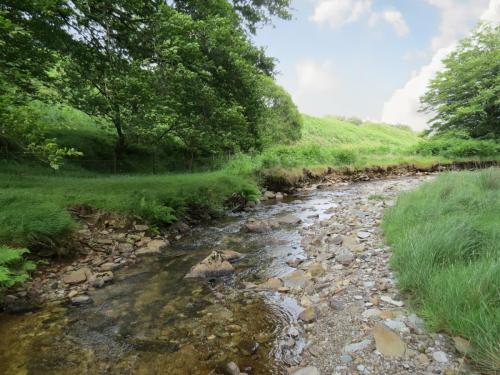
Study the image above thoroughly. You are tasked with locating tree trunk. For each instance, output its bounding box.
[113,112,126,174]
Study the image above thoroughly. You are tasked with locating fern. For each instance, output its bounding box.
[0,246,35,292]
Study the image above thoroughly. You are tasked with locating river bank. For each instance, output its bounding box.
[0,170,488,374]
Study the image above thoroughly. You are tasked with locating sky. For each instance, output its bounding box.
[252,0,500,130]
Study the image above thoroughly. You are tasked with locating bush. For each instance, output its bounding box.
[0,192,75,247]
[0,247,36,294]
[414,137,500,159]
[383,169,500,372]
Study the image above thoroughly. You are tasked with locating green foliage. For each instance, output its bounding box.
[414,136,500,159]
[383,169,500,372]
[258,76,302,146]
[421,24,500,138]
[0,168,259,250]
[300,115,418,149]
[0,191,75,247]
[1,1,297,169]
[0,246,35,293]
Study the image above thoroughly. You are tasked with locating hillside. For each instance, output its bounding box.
[300,115,419,149]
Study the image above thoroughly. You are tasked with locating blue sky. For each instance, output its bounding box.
[252,0,499,130]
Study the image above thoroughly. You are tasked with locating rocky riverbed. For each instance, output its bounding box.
[0,174,475,374]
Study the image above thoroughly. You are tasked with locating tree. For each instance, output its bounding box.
[421,24,500,138]
[258,76,302,146]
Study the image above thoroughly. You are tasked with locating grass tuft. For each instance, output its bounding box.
[383,168,500,373]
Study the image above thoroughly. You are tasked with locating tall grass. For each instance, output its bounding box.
[0,170,259,248]
[383,169,500,373]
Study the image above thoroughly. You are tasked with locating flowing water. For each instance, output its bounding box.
[0,187,347,375]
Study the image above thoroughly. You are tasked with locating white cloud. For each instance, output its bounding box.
[310,0,409,37]
[380,9,410,37]
[381,0,498,130]
[310,0,372,29]
[295,59,337,94]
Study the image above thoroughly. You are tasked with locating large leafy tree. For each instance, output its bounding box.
[421,24,500,138]
[1,0,294,170]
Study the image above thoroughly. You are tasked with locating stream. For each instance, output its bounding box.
[0,185,349,375]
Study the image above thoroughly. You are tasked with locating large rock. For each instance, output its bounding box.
[281,270,311,290]
[299,306,318,323]
[259,278,283,290]
[185,251,235,278]
[292,367,320,375]
[62,268,90,285]
[135,239,169,256]
[244,218,272,233]
[221,250,243,262]
[147,239,169,251]
[372,324,406,357]
[277,214,301,225]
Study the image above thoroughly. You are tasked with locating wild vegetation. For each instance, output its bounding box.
[0,7,499,363]
[383,169,500,372]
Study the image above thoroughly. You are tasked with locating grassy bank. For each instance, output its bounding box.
[383,169,500,372]
[0,167,259,248]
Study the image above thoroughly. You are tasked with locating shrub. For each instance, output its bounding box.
[0,247,36,294]
[414,137,500,159]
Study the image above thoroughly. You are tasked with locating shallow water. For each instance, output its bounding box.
[0,188,346,375]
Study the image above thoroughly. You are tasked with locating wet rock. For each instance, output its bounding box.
[244,218,271,233]
[288,327,299,337]
[291,366,320,375]
[277,214,301,225]
[67,290,79,298]
[237,339,259,356]
[299,306,318,323]
[223,362,240,375]
[90,271,114,288]
[372,324,406,357]
[70,295,91,305]
[335,248,354,266]
[281,270,310,290]
[343,339,372,353]
[185,251,234,278]
[62,268,89,284]
[275,192,284,200]
[432,351,448,363]
[262,191,276,200]
[259,278,283,290]
[136,247,161,256]
[286,258,303,267]
[147,239,169,251]
[221,250,243,262]
[100,262,119,271]
[226,324,242,333]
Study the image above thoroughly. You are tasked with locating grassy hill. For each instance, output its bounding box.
[300,115,419,149]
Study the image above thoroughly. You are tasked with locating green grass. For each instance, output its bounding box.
[383,169,500,373]
[0,168,259,248]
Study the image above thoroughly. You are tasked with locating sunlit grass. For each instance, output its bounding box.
[383,169,500,373]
